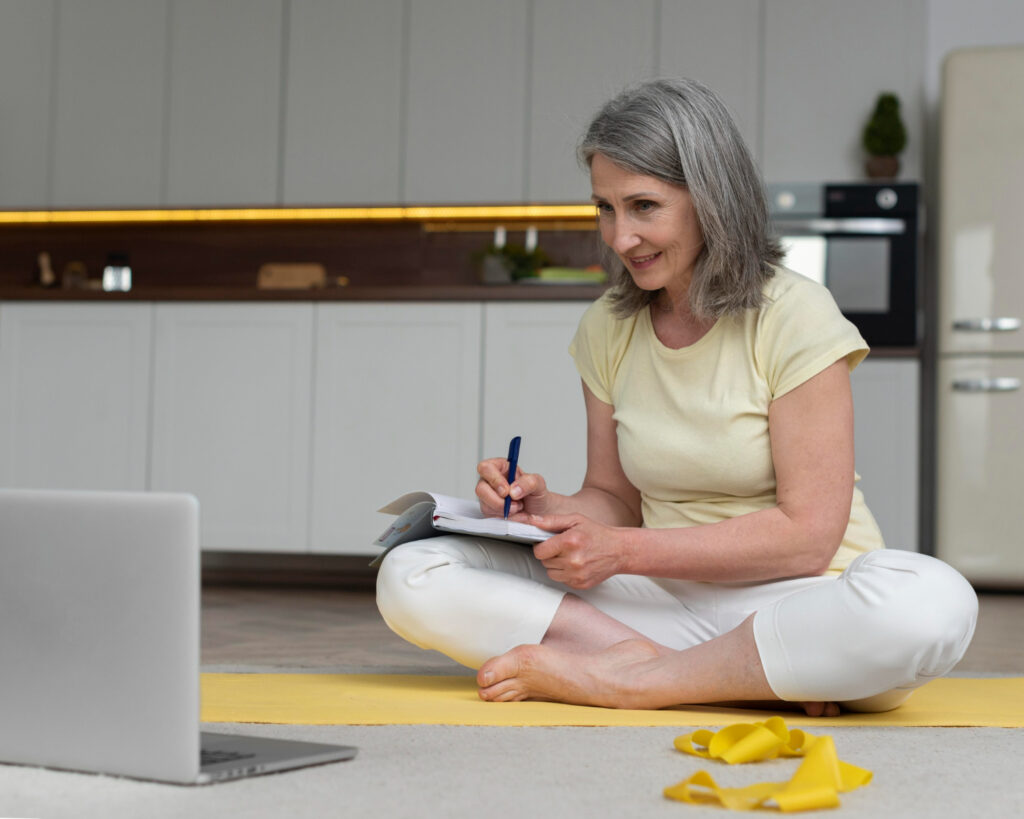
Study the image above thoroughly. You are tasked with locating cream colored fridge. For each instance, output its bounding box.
[935,46,1024,586]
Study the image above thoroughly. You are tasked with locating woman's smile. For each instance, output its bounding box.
[627,252,662,269]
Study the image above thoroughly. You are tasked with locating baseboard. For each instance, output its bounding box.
[201,551,377,589]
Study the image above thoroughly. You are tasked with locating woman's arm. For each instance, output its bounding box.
[476,381,643,526]
[531,359,856,587]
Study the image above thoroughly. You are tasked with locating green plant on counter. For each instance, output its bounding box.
[475,242,552,282]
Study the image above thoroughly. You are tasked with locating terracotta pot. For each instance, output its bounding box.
[865,155,900,179]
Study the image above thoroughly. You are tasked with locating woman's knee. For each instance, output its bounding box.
[374,537,566,667]
[844,550,978,675]
[374,541,459,639]
[375,536,548,646]
[756,550,979,703]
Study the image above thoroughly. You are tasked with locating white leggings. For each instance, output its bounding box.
[375,537,978,711]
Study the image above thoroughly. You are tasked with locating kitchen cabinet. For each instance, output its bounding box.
[51,0,167,207]
[149,304,313,552]
[283,0,403,205]
[0,1,54,208]
[310,303,482,554]
[762,0,926,182]
[404,0,530,203]
[657,0,761,161]
[0,301,925,557]
[850,358,920,551]
[481,302,590,496]
[528,0,657,202]
[164,0,283,206]
[0,303,152,491]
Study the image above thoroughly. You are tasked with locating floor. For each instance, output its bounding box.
[4,584,1022,819]
[200,584,1024,675]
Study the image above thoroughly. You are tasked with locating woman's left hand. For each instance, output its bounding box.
[529,513,628,590]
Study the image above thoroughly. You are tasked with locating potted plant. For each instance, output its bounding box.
[862,92,907,179]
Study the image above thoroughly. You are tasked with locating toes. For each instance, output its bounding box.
[477,645,543,701]
[478,681,526,702]
[800,701,841,717]
[477,645,534,688]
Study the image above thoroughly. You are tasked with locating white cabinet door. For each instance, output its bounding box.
[283,0,403,205]
[0,303,152,491]
[150,304,313,551]
[850,358,920,551]
[481,302,590,497]
[657,1,761,162]
[404,0,530,203]
[528,0,657,202]
[762,0,926,182]
[51,0,167,207]
[165,1,283,205]
[0,1,55,208]
[311,303,481,554]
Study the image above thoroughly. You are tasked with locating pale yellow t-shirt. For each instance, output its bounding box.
[569,266,884,574]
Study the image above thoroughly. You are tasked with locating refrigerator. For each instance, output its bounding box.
[935,46,1024,587]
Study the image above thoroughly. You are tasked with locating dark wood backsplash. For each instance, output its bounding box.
[0,221,602,291]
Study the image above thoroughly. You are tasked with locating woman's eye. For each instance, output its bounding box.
[634,200,656,212]
[595,202,613,216]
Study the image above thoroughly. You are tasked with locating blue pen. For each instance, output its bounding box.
[503,436,521,519]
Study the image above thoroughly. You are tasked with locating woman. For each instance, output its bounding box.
[376,78,977,716]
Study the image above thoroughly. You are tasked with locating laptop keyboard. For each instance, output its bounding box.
[201,748,257,766]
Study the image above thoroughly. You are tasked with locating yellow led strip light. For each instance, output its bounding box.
[0,204,597,226]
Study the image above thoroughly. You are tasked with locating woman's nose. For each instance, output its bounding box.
[608,219,641,254]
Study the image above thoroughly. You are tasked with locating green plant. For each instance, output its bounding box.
[862,93,907,157]
[474,242,551,280]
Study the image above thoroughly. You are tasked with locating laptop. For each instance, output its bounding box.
[0,488,357,784]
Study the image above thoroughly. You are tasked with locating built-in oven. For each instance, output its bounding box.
[767,182,919,348]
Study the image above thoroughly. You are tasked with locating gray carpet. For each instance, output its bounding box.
[3,720,1022,817]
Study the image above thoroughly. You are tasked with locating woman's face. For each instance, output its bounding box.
[590,153,704,297]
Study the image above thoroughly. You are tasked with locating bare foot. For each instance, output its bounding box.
[476,638,843,715]
[476,638,676,709]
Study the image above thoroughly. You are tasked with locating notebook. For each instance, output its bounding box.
[0,488,357,784]
[372,490,550,566]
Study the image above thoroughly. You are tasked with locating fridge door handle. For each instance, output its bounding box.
[952,317,1022,332]
[951,377,1022,393]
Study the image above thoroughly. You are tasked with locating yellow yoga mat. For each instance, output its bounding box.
[200,673,1024,728]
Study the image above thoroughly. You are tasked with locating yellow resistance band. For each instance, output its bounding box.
[664,717,872,812]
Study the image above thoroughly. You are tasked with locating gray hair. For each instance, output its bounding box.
[578,78,782,319]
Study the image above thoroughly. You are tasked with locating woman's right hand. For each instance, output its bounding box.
[476,457,551,519]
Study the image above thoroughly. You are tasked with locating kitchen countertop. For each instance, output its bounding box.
[0,283,606,302]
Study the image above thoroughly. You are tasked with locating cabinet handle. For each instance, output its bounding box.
[952,317,1021,332]
[951,377,1021,393]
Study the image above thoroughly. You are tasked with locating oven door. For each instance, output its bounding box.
[774,216,918,348]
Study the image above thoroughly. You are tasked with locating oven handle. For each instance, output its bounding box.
[772,217,906,235]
